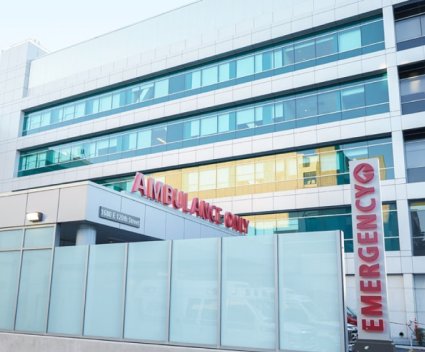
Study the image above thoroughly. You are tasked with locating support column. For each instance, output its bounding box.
[76,224,96,245]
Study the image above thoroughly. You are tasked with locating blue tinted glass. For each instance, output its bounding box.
[84,244,126,338]
[19,77,389,176]
[15,249,52,332]
[48,246,88,335]
[361,20,384,46]
[341,85,365,110]
[318,91,341,114]
[23,18,384,135]
[294,39,315,63]
[236,56,255,77]
[202,66,218,86]
[339,28,361,52]
[365,80,388,105]
[0,229,23,250]
[316,34,338,57]
[0,251,21,330]
[221,236,275,349]
[170,238,218,345]
[24,227,54,248]
[125,241,169,341]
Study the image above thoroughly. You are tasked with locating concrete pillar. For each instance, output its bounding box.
[403,274,417,338]
[76,224,96,245]
[392,131,407,181]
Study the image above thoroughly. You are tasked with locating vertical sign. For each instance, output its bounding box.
[349,158,391,341]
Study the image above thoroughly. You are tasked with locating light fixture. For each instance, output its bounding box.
[26,212,43,222]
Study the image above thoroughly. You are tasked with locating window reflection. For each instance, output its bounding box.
[245,203,399,253]
[19,77,389,176]
[410,200,425,256]
[101,137,394,200]
[23,18,385,135]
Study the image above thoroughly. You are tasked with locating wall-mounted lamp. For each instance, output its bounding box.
[26,212,43,222]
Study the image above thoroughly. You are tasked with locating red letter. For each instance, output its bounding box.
[131,172,148,196]
[213,207,222,224]
[355,197,376,212]
[224,212,233,228]
[362,318,384,332]
[357,214,377,230]
[190,198,200,216]
[361,295,383,316]
[359,264,380,278]
[162,184,173,205]
[360,280,382,293]
[353,163,374,184]
[358,246,379,262]
[357,231,378,244]
[354,184,375,200]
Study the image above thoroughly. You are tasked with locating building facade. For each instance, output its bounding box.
[0,0,425,342]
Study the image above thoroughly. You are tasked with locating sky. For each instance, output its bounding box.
[0,0,197,53]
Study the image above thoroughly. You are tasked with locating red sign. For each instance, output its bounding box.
[131,172,249,234]
[349,159,390,341]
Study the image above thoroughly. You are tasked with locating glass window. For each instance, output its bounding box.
[88,99,99,114]
[218,113,233,133]
[84,243,126,338]
[189,70,201,89]
[99,95,112,111]
[294,39,315,63]
[183,120,200,139]
[396,17,422,43]
[48,246,88,335]
[365,80,388,106]
[28,114,41,130]
[170,238,218,345]
[74,102,85,118]
[400,75,425,103]
[361,20,384,46]
[236,56,255,77]
[167,122,183,143]
[274,48,283,67]
[155,79,169,98]
[112,93,121,109]
[338,28,361,52]
[318,90,341,114]
[236,108,254,129]
[410,201,425,256]
[200,116,217,136]
[219,63,230,82]
[296,95,318,118]
[0,251,21,330]
[202,66,218,86]
[139,83,154,101]
[63,105,75,121]
[40,111,51,127]
[0,229,23,250]
[406,138,425,183]
[256,51,273,72]
[15,249,52,332]
[279,232,343,352]
[341,85,365,110]
[24,227,54,248]
[137,129,152,149]
[282,45,295,66]
[125,241,169,341]
[221,236,275,349]
[169,74,186,94]
[152,126,167,146]
[316,34,338,57]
